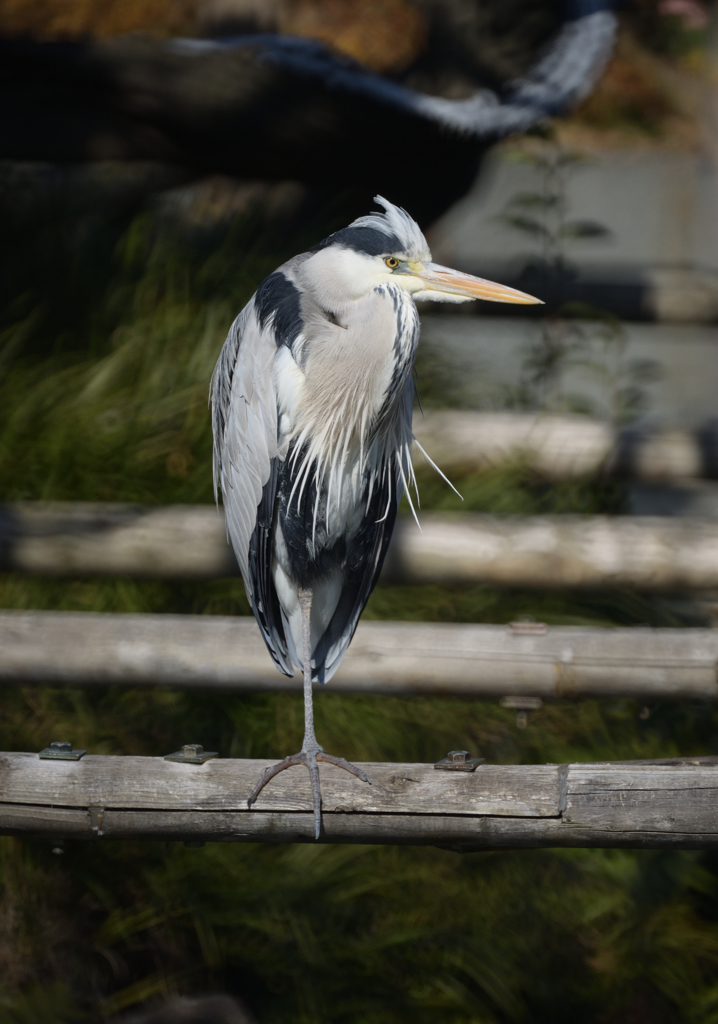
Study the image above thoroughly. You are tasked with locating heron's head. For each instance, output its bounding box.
[301,196,542,310]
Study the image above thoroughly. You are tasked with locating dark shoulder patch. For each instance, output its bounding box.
[311,226,402,257]
[255,272,303,349]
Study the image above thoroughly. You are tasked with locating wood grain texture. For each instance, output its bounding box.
[564,764,718,835]
[0,754,559,817]
[2,754,718,849]
[0,805,564,848]
[2,611,717,700]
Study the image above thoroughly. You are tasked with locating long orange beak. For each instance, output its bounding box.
[412,263,542,304]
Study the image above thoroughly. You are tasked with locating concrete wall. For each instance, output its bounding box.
[429,149,718,274]
[419,314,718,428]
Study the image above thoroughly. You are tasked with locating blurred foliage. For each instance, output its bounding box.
[627,0,710,63]
[571,1,709,145]
[0,0,427,74]
[1,175,718,1024]
[284,0,427,73]
[575,28,683,137]
[0,172,331,505]
[0,0,196,40]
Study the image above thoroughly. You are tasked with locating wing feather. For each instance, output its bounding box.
[211,301,294,676]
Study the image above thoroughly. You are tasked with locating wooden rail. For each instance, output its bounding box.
[4,504,718,589]
[416,411,718,481]
[2,611,717,700]
[2,753,717,849]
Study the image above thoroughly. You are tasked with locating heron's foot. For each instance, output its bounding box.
[247,746,371,840]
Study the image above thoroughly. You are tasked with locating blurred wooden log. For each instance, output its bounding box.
[415,411,717,480]
[2,611,718,700]
[2,752,717,849]
[383,514,718,590]
[4,502,718,589]
[0,503,236,578]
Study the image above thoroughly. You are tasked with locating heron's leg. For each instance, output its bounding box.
[298,587,323,836]
[247,586,370,840]
[299,587,319,753]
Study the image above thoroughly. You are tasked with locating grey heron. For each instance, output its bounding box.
[211,197,540,838]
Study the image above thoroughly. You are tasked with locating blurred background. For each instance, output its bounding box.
[1,0,718,1022]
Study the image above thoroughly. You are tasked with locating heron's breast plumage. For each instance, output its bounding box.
[282,285,416,451]
[270,283,413,562]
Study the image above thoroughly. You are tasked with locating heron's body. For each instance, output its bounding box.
[211,198,539,836]
[213,252,419,682]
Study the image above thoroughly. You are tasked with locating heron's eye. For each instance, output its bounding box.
[385,257,400,269]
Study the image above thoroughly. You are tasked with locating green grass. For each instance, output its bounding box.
[1,177,718,1024]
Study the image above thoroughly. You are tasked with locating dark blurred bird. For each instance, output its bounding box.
[0,4,615,224]
[211,197,540,837]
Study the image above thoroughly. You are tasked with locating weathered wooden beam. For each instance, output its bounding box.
[415,411,717,481]
[4,503,718,589]
[0,503,235,578]
[382,513,718,590]
[1,611,717,701]
[2,753,717,849]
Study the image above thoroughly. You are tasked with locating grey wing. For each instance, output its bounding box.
[210,302,294,676]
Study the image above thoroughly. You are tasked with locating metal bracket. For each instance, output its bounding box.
[88,804,105,838]
[499,697,543,710]
[164,744,218,765]
[39,741,86,761]
[500,696,543,730]
[508,621,547,635]
[434,750,485,772]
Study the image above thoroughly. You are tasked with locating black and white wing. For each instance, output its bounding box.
[211,302,294,677]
